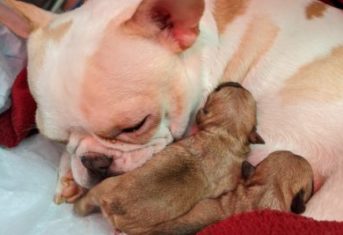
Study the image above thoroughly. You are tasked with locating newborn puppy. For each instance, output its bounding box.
[151,151,314,235]
[74,82,264,234]
[230,151,314,215]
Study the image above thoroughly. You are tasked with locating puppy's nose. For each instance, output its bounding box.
[81,155,113,176]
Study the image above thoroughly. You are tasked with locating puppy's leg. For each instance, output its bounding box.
[150,199,225,235]
[54,152,72,204]
[74,177,120,217]
[54,152,86,204]
[73,192,100,216]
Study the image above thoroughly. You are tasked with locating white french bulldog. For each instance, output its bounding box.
[2,0,343,221]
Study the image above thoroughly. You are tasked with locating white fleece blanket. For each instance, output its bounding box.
[0,134,111,235]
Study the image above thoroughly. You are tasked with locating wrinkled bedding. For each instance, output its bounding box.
[0,25,26,113]
[0,135,111,235]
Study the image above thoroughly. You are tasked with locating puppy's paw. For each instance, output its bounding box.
[73,194,100,217]
[73,199,87,216]
[54,170,87,204]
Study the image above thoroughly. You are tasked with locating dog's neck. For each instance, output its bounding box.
[181,0,270,111]
[182,0,251,97]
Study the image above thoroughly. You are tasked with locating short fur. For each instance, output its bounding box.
[75,151,313,235]
[74,84,261,234]
[142,151,314,235]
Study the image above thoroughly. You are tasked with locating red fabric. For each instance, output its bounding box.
[198,210,343,235]
[0,69,37,148]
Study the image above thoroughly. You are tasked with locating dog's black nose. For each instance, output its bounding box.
[81,155,113,176]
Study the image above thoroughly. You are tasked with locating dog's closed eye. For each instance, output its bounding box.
[122,115,149,133]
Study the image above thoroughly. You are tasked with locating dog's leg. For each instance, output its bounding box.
[73,192,100,216]
[148,199,225,235]
[303,168,343,221]
[54,152,71,204]
[54,152,86,204]
[74,178,120,217]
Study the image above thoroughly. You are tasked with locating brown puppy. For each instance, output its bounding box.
[74,82,263,233]
[150,151,314,235]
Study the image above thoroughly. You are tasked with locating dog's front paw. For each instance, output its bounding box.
[54,170,87,204]
[73,194,97,216]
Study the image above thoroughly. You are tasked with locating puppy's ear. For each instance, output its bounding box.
[125,0,205,52]
[1,0,54,38]
[241,161,256,181]
[248,127,265,144]
[290,189,306,214]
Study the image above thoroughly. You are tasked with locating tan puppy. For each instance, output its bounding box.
[74,82,264,233]
[128,151,314,235]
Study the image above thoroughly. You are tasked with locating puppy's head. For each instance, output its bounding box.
[2,0,208,187]
[246,151,314,214]
[196,82,264,144]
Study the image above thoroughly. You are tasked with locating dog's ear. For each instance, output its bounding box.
[126,0,205,52]
[248,127,265,144]
[241,161,256,181]
[290,189,306,214]
[1,0,54,38]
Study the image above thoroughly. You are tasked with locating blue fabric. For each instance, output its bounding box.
[0,26,27,113]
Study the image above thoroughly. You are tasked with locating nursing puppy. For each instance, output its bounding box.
[148,151,314,235]
[2,0,343,220]
[75,150,313,235]
[74,82,264,233]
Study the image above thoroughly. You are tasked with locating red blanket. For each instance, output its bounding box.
[198,210,343,235]
[0,69,36,148]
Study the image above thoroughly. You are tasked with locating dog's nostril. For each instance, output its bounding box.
[81,155,113,175]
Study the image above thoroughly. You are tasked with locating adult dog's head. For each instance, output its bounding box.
[2,0,208,187]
